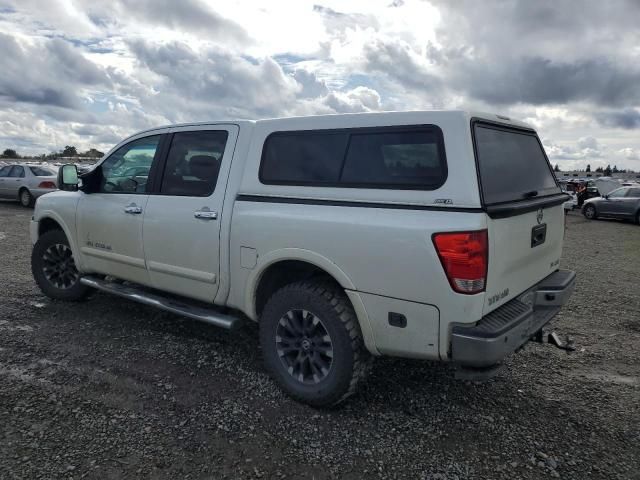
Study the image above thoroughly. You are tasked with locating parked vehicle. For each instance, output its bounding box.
[29,111,575,406]
[583,187,640,224]
[563,190,578,211]
[0,163,58,207]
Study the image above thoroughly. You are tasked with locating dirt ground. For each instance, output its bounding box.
[0,201,639,479]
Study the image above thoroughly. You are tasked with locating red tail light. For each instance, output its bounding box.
[432,230,488,294]
[38,181,56,189]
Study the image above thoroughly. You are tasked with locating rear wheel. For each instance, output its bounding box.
[31,230,90,301]
[19,188,33,207]
[259,280,371,407]
[583,204,597,220]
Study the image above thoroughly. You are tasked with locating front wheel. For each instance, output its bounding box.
[31,230,90,301]
[583,204,597,220]
[260,280,371,407]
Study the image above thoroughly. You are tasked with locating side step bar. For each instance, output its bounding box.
[80,276,242,330]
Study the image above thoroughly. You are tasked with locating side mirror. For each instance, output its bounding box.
[57,164,79,191]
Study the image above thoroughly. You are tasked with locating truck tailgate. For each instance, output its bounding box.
[484,204,564,314]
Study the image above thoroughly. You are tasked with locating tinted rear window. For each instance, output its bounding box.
[260,126,446,189]
[474,124,560,204]
[261,133,348,184]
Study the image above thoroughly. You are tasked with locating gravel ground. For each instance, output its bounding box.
[0,201,639,480]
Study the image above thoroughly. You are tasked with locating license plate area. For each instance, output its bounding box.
[531,223,547,248]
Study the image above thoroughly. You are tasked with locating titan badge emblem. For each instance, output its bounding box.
[536,208,544,225]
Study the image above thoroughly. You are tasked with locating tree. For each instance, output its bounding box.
[83,148,104,158]
[585,164,591,172]
[595,166,604,173]
[604,164,612,176]
[62,145,78,157]
[2,148,18,158]
[612,165,619,173]
[554,164,560,172]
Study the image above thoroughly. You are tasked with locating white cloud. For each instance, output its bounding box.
[0,0,638,171]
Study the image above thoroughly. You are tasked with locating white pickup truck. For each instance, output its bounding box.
[30,111,575,406]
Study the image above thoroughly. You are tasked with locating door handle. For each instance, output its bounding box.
[194,210,218,220]
[124,204,142,214]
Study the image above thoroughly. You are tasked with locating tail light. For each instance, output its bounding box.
[38,181,56,189]
[432,230,488,294]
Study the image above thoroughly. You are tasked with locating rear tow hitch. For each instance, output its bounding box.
[532,329,576,352]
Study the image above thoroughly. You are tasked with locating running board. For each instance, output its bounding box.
[80,276,242,330]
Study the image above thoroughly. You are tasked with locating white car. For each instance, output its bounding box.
[563,190,578,211]
[0,163,58,207]
[29,111,575,406]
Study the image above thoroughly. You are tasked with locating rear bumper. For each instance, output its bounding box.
[451,270,576,367]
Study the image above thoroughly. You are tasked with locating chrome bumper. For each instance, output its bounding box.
[451,270,576,367]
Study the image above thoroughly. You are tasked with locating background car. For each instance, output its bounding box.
[0,163,58,207]
[582,186,640,224]
[562,188,578,211]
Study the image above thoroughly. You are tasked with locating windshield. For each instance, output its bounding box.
[474,123,561,205]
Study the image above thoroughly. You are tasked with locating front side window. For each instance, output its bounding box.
[608,188,627,198]
[260,126,446,189]
[99,135,160,193]
[0,166,11,177]
[9,166,25,178]
[160,130,229,196]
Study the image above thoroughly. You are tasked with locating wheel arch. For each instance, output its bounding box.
[244,249,378,354]
[33,212,84,271]
[38,216,64,236]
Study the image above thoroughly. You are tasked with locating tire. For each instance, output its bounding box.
[19,188,33,207]
[31,230,90,301]
[636,210,640,225]
[583,204,597,220]
[259,280,372,407]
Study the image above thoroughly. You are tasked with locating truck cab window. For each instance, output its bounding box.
[160,130,229,196]
[99,135,160,194]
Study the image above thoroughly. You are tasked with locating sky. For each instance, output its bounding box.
[0,0,639,171]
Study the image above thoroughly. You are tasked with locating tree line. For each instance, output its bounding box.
[554,163,634,175]
[1,146,104,160]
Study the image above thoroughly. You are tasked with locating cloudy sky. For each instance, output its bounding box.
[1,0,639,170]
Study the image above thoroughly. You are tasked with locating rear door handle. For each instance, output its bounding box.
[124,204,142,214]
[194,210,218,220]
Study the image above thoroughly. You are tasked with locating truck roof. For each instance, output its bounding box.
[131,110,534,139]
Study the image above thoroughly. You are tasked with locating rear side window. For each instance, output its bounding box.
[474,124,560,204]
[260,126,447,189]
[260,133,347,184]
[626,188,640,198]
[160,130,229,196]
[30,166,55,176]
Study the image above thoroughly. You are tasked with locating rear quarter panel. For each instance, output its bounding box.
[228,201,488,359]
